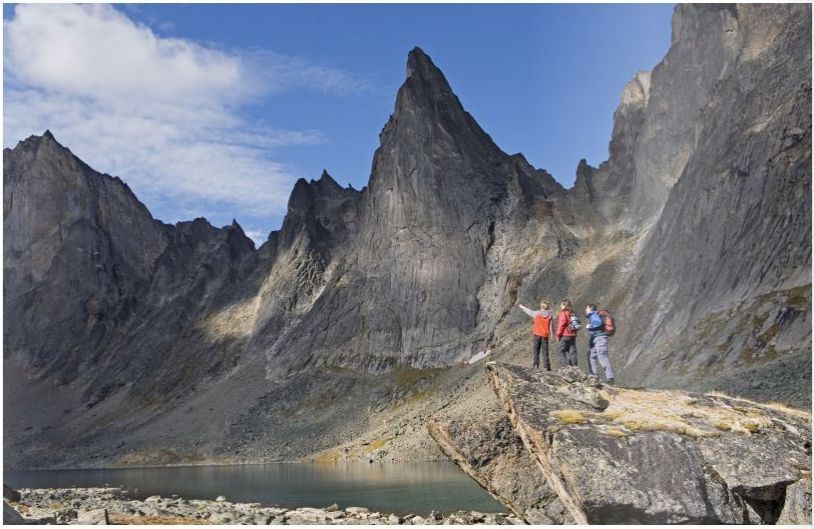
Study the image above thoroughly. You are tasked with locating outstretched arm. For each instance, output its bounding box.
[518,304,536,317]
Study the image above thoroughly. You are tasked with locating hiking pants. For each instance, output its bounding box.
[558,336,578,367]
[532,336,551,370]
[589,335,614,380]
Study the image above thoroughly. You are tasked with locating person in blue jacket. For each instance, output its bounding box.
[585,303,614,384]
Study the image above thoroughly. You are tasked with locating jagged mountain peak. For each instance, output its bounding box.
[405,47,441,80]
[315,169,343,192]
[395,47,464,122]
[8,130,68,159]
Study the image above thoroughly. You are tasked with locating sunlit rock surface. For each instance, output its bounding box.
[430,363,811,524]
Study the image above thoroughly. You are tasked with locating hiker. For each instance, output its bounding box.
[586,303,615,384]
[518,300,553,370]
[556,299,579,367]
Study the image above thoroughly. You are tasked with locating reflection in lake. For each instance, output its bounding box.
[5,462,505,515]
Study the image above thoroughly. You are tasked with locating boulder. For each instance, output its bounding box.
[431,362,811,524]
[54,508,79,524]
[325,510,346,520]
[77,508,109,525]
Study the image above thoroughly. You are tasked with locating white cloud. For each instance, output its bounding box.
[3,4,366,227]
[243,229,269,246]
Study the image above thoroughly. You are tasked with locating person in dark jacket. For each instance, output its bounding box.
[518,300,553,370]
[556,299,578,367]
[586,303,615,384]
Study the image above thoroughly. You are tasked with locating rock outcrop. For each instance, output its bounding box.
[431,362,812,524]
[617,2,812,404]
[428,405,572,524]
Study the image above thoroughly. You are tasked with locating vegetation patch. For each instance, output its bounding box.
[605,428,628,439]
[589,388,782,439]
[550,409,588,425]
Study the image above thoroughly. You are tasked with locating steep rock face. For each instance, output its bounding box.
[617,3,812,402]
[626,4,744,226]
[88,216,256,401]
[432,363,811,524]
[3,132,258,402]
[248,171,361,367]
[3,132,170,383]
[263,48,563,378]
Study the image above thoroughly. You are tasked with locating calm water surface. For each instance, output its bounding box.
[5,462,504,515]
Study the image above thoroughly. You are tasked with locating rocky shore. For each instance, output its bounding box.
[3,487,521,525]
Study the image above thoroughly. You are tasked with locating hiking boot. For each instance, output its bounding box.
[607,378,615,385]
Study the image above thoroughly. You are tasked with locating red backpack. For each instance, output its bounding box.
[599,309,616,336]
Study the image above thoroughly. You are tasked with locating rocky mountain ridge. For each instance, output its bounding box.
[4,3,811,469]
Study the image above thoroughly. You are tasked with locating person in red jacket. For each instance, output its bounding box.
[518,300,553,370]
[556,299,578,367]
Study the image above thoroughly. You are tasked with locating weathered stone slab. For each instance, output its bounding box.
[428,406,572,524]
[473,362,812,524]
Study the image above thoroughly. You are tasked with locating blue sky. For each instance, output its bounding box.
[3,3,673,243]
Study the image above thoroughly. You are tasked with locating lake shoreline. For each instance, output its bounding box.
[4,457,452,473]
[6,487,520,525]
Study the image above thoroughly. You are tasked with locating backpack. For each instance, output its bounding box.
[599,309,615,336]
[568,312,582,331]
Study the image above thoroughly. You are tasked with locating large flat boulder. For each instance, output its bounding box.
[428,404,573,524]
[431,362,811,524]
